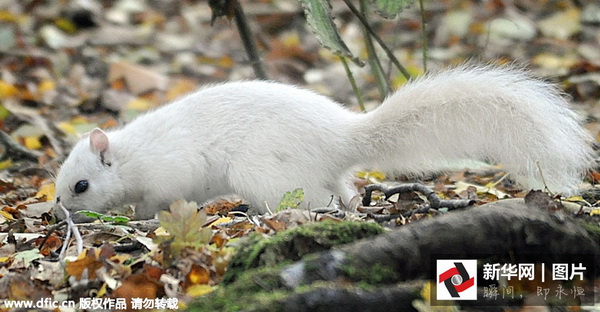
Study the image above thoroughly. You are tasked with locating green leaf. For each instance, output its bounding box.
[277,188,304,212]
[77,210,104,219]
[101,215,130,224]
[76,210,130,224]
[371,0,416,19]
[299,0,364,66]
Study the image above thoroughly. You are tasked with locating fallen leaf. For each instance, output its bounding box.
[108,61,169,95]
[36,183,55,201]
[186,263,211,286]
[156,200,213,258]
[186,284,215,297]
[112,273,162,309]
[34,235,62,256]
[65,249,104,280]
[13,249,44,268]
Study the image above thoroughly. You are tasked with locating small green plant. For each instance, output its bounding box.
[277,188,304,212]
[76,210,130,224]
[155,200,213,258]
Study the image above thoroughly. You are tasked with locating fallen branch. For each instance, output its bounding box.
[362,183,476,210]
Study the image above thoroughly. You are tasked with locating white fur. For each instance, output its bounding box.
[54,65,593,219]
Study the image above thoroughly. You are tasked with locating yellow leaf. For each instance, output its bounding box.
[0,81,18,98]
[186,284,215,297]
[126,98,152,111]
[282,33,300,47]
[356,170,386,181]
[590,208,600,216]
[153,226,169,236]
[36,183,55,202]
[0,257,10,263]
[54,18,77,34]
[564,195,585,202]
[24,136,42,150]
[97,283,108,297]
[38,80,55,93]
[71,116,90,124]
[196,56,234,68]
[393,65,424,88]
[211,217,232,226]
[0,10,23,23]
[0,210,14,220]
[0,159,12,170]
[57,121,77,135]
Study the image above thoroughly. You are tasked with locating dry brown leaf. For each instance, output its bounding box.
[0,274,43,300]
[65,245,115,280]
[112,273,162,310]
[204,199,243,215]
[261,217,287,232]
[34,234,62,256]
[65,249,104,280]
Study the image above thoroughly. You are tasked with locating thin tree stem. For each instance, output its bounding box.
[234,1,268,80]
[340,56,365,112]
[343,0,411,80]
[359,0,391,97]
[418,0,428,72]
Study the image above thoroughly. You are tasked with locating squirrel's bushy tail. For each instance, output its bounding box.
[358,65,593,193]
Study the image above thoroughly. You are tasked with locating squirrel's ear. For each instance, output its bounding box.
[89,128,109,154]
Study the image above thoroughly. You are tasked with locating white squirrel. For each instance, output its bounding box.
[54,65,593,220]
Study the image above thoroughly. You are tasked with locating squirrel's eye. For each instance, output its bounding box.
[74,180,89,194]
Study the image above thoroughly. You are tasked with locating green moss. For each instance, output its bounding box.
[580,221,600,236]
[197,220,390,311]
[342,260,399,285]
[189,265,291,312]
[223,220,385,284]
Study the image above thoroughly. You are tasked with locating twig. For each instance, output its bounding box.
[535,160,554,195]
[486,172,509,190]
[418,0,428,72]
[58,203,83,258]
[342,0,411,80]
[311,207,346,219]
[234,1,268,80]
[362,183,475,210]
[359,0,391,98]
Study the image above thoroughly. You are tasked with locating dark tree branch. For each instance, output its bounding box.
[362,183,475,210]
[233,1,268,80]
